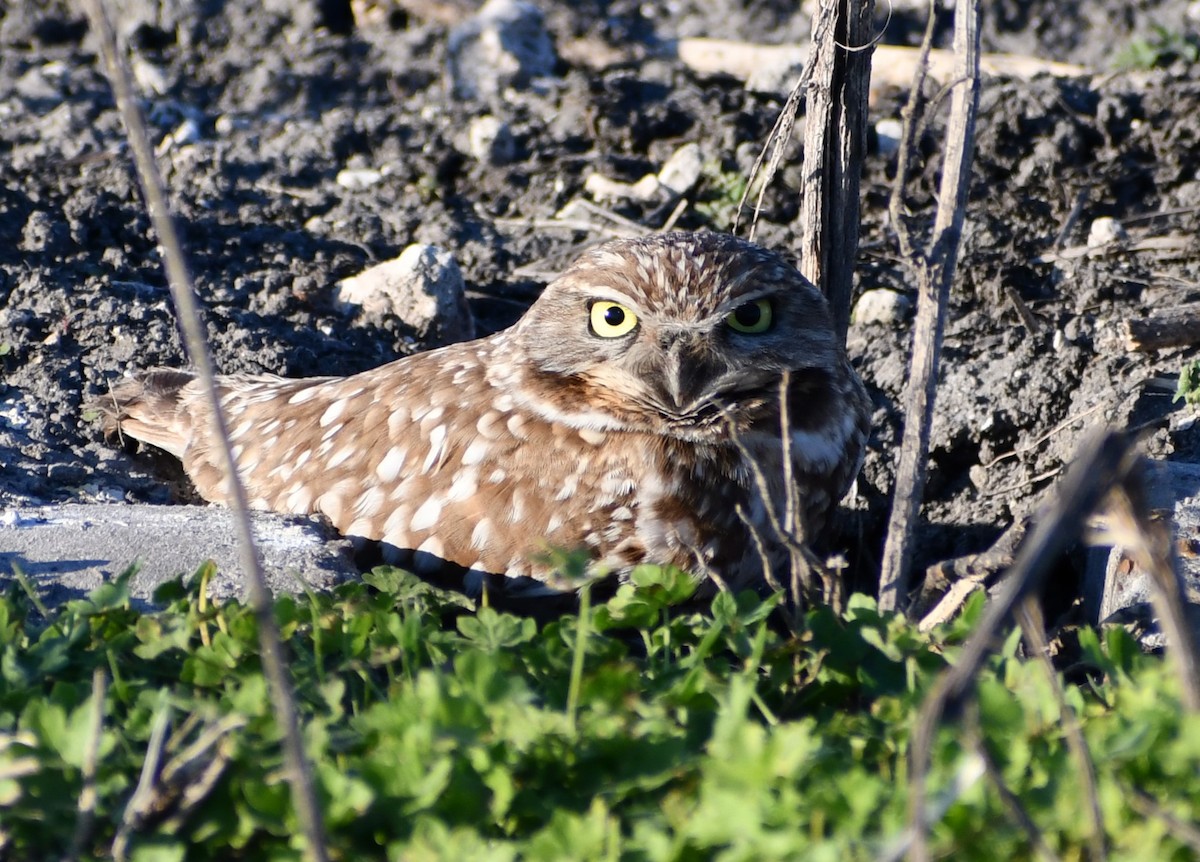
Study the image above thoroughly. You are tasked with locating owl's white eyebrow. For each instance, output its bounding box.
[717,287,780,310]
[584,288,643,310]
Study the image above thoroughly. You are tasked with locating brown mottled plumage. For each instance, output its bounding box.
[97,231,871,598]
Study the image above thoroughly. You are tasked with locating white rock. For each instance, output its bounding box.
[656,143,703,196]
[852,289,912,325]
[585,144,704,203]
[155,117,201,155]
[447,0,557,101]
[1087,216,1129,247]
[875,118,904,157]
[467,115,516,165]
[336,244,475,346]
[336,167,384,191]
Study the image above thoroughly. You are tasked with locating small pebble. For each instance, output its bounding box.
[467,115,517,165]
[1087,216,1128,247]
[656,142,703,196]
[852,289,912,326]
[875,118,903,157]
[336,167,384,190]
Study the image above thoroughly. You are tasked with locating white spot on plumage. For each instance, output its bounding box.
[288,387,320,405]
[446,468,478,502]
[471,518,493,551]
[488,468,507,485]
[321,422,343,442]
[415,535,445,565]
[420,406,445,428]
[286,482,313,512]
[791,424,848,473]
[411,496,443,532]
[506,414,529,439]
[353,486,385,518]
[578,427,606,445]
[320,400,345,427]
[421,425,448,473]
[476,411,504,440]
[317,491,344,525]
[327,445,356,469]
[555,475,578,501]
[383,506,412,544]
[461,438,490,466]
[387,406,411,439]
[375,446,407,483]
[231,418,254,440]
[601,470,636,498]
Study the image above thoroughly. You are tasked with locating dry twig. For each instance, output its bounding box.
[1016,598,1107,860]
[79,3,330,859]
[905,430,1135,861]
[64,668,107,862]
[878,0,981,614]
[965,699,1063,862]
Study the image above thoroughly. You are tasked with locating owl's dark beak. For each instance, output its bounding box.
[658,332,715,414]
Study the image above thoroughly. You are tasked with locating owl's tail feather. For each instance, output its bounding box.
[95,369,198,460]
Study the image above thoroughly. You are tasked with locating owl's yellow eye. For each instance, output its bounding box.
[589,301,638,338]
[725,299,773,334]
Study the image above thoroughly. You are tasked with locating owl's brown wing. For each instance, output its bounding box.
[97,341,649,595]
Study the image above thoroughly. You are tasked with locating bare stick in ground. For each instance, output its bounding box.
[734,0,873,338]
[878,0,981,614]
[797,0,875,340]
[1016,598,1107,860]
[79,3,330,859]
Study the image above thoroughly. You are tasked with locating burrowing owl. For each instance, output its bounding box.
[99,231,871,598]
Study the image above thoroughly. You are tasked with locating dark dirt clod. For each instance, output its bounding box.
[2,0,1198,605]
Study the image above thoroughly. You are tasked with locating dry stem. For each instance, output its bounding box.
[79,3,330,859]
[878,0,981,615]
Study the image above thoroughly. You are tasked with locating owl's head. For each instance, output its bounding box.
[514,231,843,437]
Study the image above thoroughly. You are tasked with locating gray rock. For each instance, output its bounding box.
[335,244,476,346]
[447,0,557,101]
[1085,460,1200,626]
[466,115,517,166]
[852,289,912,326]
[0,504,357,609]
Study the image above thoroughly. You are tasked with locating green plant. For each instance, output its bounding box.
[1113,25,1200,71]
[1,565,1198,859]
[1175,359,1200,406]
[695,159,750,228]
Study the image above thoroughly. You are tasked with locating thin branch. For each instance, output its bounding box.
[965,699,1063,862]
[878,0,981,615]
[63,668,107,862]
[906,429,1136,862]
[78,3,330,859]
[1017,598,1106,861]
[1123,782,1200,854]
